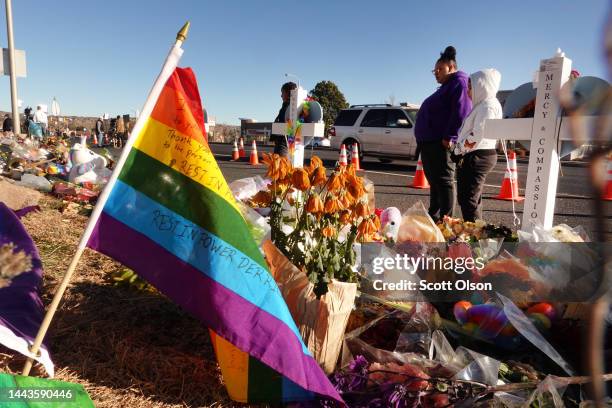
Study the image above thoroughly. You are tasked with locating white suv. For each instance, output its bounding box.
[329,104,419,163]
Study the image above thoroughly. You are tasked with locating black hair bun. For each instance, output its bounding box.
[441,46,456,60]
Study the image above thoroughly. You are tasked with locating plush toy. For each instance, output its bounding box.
[380,207,402,241]
[68,143,111,185]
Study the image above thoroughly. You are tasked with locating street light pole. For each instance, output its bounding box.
[5,0,20,135]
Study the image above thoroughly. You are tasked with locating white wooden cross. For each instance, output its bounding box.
[484,49,600,232]
[271,86,324,168]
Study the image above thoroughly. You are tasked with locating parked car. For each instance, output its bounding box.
[304,136,331,148]
[329,104,420,162]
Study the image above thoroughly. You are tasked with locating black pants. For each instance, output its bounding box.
[456,149,497,222]
[272,136,288,157]
[418,142,455,222]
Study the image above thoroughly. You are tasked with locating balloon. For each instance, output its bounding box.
[526,303,556,321]
[529,313,552,331]
[453,301,472,325]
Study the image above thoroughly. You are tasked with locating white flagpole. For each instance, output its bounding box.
[22,22,191,376]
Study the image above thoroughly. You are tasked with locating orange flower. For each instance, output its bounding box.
[311,166,327,186]
[322,226,336,238]
[344,163,357,177]
[291,168,311,191]
[339,210,351,224]
[327,173,343,192]
[346,174,366,199]
[357,216,379,241]
[354,201,370,218]
[339,191,353,209]
[373,214,381,231]
[305,193,324,214]
[249,190,272,207]
[307,156,323,175]
[262,153,291,182]
[324,196,342,214]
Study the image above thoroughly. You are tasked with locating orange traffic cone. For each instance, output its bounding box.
[339,144,348,167]
[231,140,240,161]
[495,150,524,201]
[351,143,361,170]
[249,140,260,165]
[238,138,246,158]
[603,156,612,201]
[411,154,430,189]
[92,133,98,145]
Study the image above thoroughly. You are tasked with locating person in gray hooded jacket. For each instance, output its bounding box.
[453,68,502,221]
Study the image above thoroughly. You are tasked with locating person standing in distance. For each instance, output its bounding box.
[414,46,472,222]
[96,116,105,147]
[453,69,502,222]
[271,81,297,157]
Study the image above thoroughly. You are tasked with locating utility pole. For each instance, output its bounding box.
[5,0,20,134]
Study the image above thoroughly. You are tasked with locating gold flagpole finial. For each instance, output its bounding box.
[176,22,190,42]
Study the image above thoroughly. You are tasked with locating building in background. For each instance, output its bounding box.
[239,118,272,144]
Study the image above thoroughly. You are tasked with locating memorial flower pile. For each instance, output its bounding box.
[437,216,517,243]
[258,153,380,296]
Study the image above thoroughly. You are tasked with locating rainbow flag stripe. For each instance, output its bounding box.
[87,67,342,405]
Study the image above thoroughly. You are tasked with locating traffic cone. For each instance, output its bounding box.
[351,143,361,170]
[249,140,260,165]
[339,144,348,166]
[603,156,612,201]
[92,133,98,146]
[495,150,524,201]
[411,154,430,189]
[238,138,246,158]
[231,140,240,161]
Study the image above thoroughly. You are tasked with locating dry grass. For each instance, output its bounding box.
[0,195,257,407]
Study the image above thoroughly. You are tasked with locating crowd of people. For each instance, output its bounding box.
[1,109,131,149]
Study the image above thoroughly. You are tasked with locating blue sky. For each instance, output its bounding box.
[0,0,609,125]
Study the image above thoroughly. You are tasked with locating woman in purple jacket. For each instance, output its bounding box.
[414,46,472,222]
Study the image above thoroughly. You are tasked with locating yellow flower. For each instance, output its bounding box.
[306,194,324,214]
[292,168,311,191]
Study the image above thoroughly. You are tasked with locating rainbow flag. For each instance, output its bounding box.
[86,62,342,405]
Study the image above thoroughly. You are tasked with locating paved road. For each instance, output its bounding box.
[209,143,612,240]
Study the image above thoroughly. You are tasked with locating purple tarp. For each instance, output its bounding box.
[0,202,54,375]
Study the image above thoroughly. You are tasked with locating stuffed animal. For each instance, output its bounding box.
[380,207,402,241]
[68,143,111,185]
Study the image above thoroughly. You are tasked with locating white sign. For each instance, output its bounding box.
[484,51,597,232]
[0,49,27,77]
[523,54,572,229]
